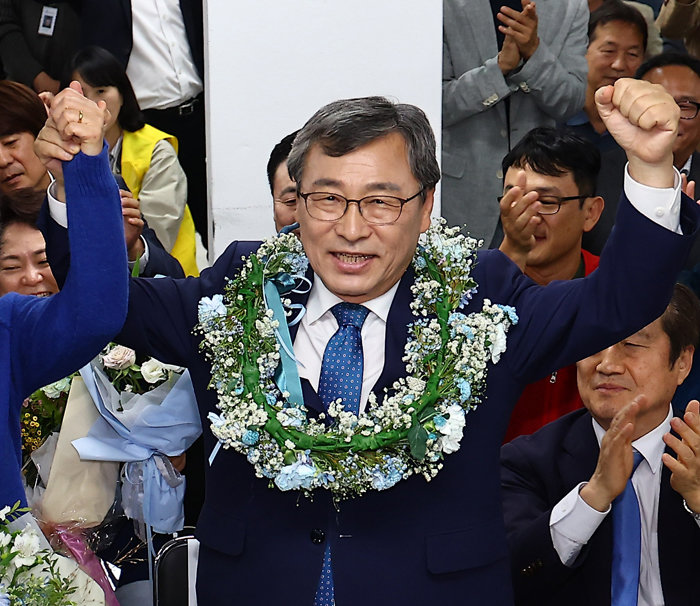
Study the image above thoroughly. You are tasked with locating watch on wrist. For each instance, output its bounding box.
[683,499,700,521]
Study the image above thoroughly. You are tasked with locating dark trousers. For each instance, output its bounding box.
[144,93,209,248]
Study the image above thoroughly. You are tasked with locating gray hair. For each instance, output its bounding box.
[287,96,441,192]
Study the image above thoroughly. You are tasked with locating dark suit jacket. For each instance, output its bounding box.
[38,202,185,282]
[501,408,700,606]
[79,0,204,79]
[587,150,700,271]
[103,192,700,605]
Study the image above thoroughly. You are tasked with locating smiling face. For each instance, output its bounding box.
[586,20,645,92]
[0,221,58,297]
[503,165,602,283]
[577,318,693,438]
[642,64,700,169]
[0,131,50,195]
[296,132,433,303]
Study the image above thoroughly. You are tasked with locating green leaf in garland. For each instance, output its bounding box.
[408,422,428,460]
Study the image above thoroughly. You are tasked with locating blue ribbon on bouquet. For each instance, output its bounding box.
[73,363,201,534]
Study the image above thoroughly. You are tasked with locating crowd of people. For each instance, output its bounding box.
[1,0,700,605]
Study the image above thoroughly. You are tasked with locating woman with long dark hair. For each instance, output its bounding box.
[66,46,199,276]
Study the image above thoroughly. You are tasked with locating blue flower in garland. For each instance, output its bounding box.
[460,286,477,307]
[497,304,519,325]
[198,294,226,325]
[242,430,259,446]
[285,253,309,275]
[275,453,316,491]
[456,379,471,403]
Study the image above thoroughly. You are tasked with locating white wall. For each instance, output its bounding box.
[204,1,442,257]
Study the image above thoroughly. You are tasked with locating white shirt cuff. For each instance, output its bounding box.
[624,164,682,234]
[549,482,609,566]
[127,237,150,275]
[47,181,68,228]
[48,180,150,275]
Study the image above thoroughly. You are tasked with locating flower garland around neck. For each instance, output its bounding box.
[195,220,518,500]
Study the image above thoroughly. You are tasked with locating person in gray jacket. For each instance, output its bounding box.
[442,0,588,245]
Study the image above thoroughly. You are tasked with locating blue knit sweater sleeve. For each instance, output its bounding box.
[10,146,128,397]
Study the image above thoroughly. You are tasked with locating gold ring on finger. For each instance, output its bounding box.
[78,110,83,123]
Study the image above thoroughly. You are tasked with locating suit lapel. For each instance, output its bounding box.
[371,268,414,396]
[560,413,613,605]
[689,152,700,200]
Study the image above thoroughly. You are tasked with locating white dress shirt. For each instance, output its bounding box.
[294,277,399,413]
[550,405,700,606]
[127,0,203,110]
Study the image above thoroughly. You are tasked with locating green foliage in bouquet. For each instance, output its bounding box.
[0,502,78,606]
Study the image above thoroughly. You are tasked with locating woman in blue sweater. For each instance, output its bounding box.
[0,83,128,510]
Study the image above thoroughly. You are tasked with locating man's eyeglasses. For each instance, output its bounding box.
[298,189,425,225]
[497,193,592,215]
[678,101,700,120]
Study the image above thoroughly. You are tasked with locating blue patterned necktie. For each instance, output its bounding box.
[611,450,644,606]
[317,303,370,414]
[314,303,369,606]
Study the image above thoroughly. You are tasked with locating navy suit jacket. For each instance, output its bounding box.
[38,202,185,281]
[501,408,700,606]
[79,0,204,79]
[587,150,700,271]
[112,195,698,605]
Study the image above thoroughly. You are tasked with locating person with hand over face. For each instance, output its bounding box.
[442,0,588,244]
[0,81,127,511]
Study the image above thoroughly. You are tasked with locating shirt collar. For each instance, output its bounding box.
[109,136,123,166]
[682,154,693,175]
[592,404,672,475]
[305,277,399,325]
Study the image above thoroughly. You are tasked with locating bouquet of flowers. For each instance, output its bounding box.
[0,502,104,605]
[73,345,201,535]
[99,344,183,397]
[20,375,75,487]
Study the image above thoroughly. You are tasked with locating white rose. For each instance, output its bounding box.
[141,358,183,384]
[101,345,136,370]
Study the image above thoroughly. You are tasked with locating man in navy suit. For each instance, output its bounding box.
[37,78,700,604]
[501,284,700,605]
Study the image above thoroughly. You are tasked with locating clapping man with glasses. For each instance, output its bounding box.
[497,127,605,441]
[36,79,700,605]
